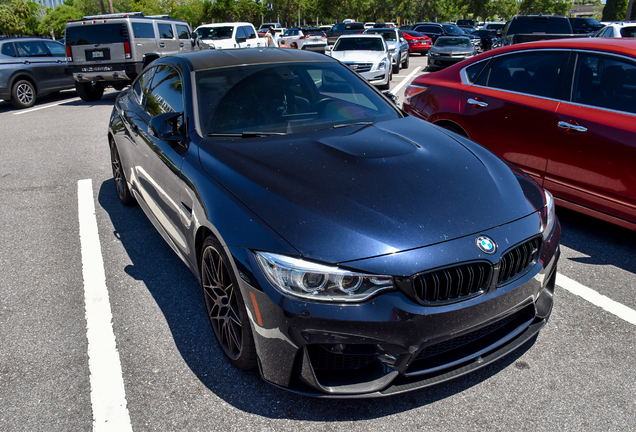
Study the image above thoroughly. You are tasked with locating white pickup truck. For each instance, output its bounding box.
[194,22,264,49]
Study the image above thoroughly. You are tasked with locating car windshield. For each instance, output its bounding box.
[196,26,234,40]
[435,37,471,47]
[333,37,384,51]
[196,62,400,136]
[442,24,466,36]
[366,30,397,41]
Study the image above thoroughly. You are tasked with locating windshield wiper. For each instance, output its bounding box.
[332,121,374,129]
[207,132,287,138]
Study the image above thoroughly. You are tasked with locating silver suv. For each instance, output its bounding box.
[65,12,206,101]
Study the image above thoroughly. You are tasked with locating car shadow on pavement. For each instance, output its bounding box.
[98,178,538,420]
[61,90,121,107]
[556,207,636,275]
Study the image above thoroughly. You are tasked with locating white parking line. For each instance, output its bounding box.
[557,273,636,326]
[392,67,422,95]
[13,101,65,115]
[78,179,133,432]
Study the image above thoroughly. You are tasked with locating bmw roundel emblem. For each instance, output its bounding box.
[476,236,497,254]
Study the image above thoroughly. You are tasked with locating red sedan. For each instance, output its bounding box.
[402,30,432,55]
[403,38,636,231]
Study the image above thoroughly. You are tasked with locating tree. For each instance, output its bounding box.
[603,0,628,20]
[39,5,83,39]
[0,0,31,37]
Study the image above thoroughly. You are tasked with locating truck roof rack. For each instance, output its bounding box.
[81,12,145,19]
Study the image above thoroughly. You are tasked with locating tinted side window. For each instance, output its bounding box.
[176,25,190,39]
[572,53,636,114]
[465,59,490,83]
[133,22,155,38]
[44,41,65,57]
[620,26,636,37]
[477,51,567,98]
[243,25,256,39]
[146,65,183,117]
[15,41,48,57]
[1,42,17,57]
[236,26,247,39]
[158,24,174,39]
[133,68,155,107]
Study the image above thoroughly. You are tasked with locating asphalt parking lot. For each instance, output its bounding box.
[0,53,635,431]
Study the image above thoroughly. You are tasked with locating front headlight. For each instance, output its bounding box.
[541,189,556,240]
[389,48,397,54]
[429,51,440,56]
[255,251,394,302]
[378,58,388,69]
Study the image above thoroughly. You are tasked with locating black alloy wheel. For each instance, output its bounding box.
[109,138,136,205]
[11,79,36,109]
[201,237,256,370]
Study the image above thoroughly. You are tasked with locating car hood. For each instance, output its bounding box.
[330,50,386,62]
[198,117,538,263]
[432,46,474,54]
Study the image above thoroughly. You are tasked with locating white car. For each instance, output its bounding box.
[279,27,327,52]
[364,28,410,73]
[595,22,636,38]
[194,22,263,49]
[326,34,392,89]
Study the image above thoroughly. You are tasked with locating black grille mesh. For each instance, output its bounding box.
[498,237,542,285]
[307,345,377,371]
[413,262,490,304]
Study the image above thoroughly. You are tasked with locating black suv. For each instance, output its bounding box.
[412,22,466,43]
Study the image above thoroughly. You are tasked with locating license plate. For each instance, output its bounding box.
[85,48,111,61]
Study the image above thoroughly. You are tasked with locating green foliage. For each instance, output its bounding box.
[518,0,570,15]
[40,4,83,39]
[0,0,30,36]
[602,0,627,20]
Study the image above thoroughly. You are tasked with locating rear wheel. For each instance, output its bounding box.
[11,80,36,109]
[75,81,104,102]
[201,236,257,370]
[109,138,136,205]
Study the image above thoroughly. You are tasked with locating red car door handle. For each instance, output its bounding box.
[467,98,488,108]
[558,121,587,133]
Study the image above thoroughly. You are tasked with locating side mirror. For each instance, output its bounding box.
[382,91,398,105]
[149,112,185,143]
[236,36,247,44]
[325,45,332,51]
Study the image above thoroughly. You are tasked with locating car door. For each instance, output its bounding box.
[42,40,72,89]
[127,64,189,253]
[548,51,636,225]
[156,23,180,56]
[14,40,59,92]
[459,50,569,185]
[175,24,195,53]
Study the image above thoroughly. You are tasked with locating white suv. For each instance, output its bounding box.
[194,23,263,49]
[595,22,636,38]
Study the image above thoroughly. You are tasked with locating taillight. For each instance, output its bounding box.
[66,45,73,62]
[403,85,428,105]
[124,41,131,59]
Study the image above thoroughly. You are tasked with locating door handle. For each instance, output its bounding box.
[179,43,184,47]
[159,43,165,47]
[467,98,488,108]
[558,121,587,133]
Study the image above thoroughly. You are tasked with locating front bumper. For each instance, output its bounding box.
[428,54,472,70]
[230,213,560,397]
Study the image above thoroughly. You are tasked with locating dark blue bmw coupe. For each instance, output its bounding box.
[108,48,560,397]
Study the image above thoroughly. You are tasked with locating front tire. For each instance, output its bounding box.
[11,80,36,109]
[401,52,409,69]
[75,81,104,102]
[201,236,257,370]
